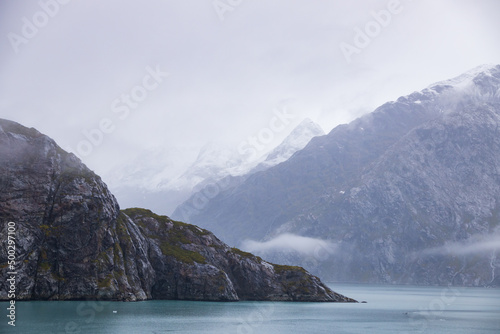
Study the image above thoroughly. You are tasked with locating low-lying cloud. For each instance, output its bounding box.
[420,233,500,256]
[241,233,338,257]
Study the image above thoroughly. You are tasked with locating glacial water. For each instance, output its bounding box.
[1,284,499,333]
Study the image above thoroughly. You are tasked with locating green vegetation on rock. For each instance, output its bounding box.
[0,118,351,302]
[122,208,209,236]
[122,208,169,223]
[39,224,62,237]
[98,273,114,289]
[273,264,307,274]
[230,247,263,263]
[38,261,51,271]
[159,242,206,264]
[60,165,96,184]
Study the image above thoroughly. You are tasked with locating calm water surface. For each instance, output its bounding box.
[1,284,499,333]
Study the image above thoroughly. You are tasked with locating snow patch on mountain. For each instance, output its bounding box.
[254,118,325,171]
[103,118,325,215]
[428,64,498,89]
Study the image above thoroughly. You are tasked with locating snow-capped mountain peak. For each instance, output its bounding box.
[264,118,324,162]
[253,118,325,171]
[169,142,244,189]
[428,64,499,90]
[395,64,500,108]
[173,119,326,189]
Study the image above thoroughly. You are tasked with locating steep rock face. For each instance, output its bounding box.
[283,102,500,286]
[123,208,354,302]
[173,65,500,286]
[0,119,152,301]
[177,78,444,246]
[0,119,354,302]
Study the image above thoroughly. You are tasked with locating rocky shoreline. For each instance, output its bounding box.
[0,118,356,303]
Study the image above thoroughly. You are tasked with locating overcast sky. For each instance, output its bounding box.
[1,0,499,180]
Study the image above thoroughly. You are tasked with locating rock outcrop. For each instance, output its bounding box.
[172,64,500,287]
[0,119,354,302]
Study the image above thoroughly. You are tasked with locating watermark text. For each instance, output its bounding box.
[5,222,17,327]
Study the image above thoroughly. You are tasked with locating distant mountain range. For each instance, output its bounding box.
[0,118,352,302]
[173,64,500,287]
[108,118,324,215]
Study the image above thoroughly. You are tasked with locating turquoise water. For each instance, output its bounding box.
[1,284,499,333]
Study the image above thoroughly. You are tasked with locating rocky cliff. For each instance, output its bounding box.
[0,119,354,302]
[173,64,500,286]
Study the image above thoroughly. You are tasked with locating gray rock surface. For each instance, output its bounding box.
[0,119,354,302]
[174,65,500,286]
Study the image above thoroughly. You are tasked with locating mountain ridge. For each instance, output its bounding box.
[174,64,500,286]
[106,118,325,216]
[0,118,354,302]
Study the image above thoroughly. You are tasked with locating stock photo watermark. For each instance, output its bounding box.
[339,0,412,64]
[67,65,169,160]
[237,106,296,161]
[213,0,244,21]
[177,106,296,220]
[7,0,72,54]
[5,222,17,327]
[406,286,462,333]
[64,300,110,334]
[233,302,275,334]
